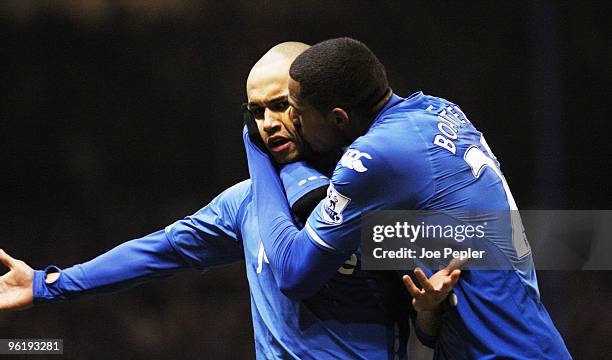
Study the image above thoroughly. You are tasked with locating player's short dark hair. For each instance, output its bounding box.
[289,37,388,116]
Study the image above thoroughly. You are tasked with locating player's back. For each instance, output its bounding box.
[354,92,572,359]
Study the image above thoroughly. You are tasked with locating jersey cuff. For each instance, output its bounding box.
[32,265,62,304]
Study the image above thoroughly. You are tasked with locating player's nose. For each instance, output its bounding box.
[263,109,282,133]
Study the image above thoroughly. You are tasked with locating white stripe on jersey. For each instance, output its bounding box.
[306,223,336,250]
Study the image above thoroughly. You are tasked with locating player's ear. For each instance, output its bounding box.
[330,107,350,128]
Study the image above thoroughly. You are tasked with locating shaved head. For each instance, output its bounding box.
[260,41,311,63]
[247,42,309,93]
[245,41,310,164]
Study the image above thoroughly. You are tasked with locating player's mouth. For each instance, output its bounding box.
[268,136,293,153]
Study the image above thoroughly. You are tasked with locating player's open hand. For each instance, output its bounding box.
[402,258,464,312]
[0,249,34,311]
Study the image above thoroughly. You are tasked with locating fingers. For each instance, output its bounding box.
[407,266,462,297]
[414,268,435,293]
[450,269,461,284]
[0,249,17,269]
[402,275,423,298]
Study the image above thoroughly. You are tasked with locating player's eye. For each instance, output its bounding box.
[249,106,265,120]
[269,100,290,112]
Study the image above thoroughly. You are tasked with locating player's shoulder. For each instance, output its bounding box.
[379,91,462,123]
[195,179,252,219]
[340,95,436,173]
[165,179,252,244]
[365,91,471,154]
[217,179,252,207]
[222,178,252,197]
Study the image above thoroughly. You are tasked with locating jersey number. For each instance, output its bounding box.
[463,136,530,259]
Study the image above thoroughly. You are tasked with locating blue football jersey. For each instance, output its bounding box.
[301,92,571,359]
[165,166,410,359]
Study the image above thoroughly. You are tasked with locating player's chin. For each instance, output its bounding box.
[272,150,302,164]
[268,144,298,164]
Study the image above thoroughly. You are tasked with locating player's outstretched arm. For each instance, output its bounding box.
[0,249,34,311]
[1,181,246,307]
[33,230,190,304]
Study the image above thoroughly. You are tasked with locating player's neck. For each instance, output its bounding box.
[370,87,393,118]
[351,87,393,139]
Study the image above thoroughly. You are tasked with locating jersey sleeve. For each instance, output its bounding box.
[33,181,249,304]
[244,128,369,299]
[164,180,249,271]
[33,229,188,303]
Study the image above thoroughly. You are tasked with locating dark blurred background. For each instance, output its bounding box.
[1,1,611,359]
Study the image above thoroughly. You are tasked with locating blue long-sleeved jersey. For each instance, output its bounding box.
[245,92,572,359]
[33,160,411,359]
